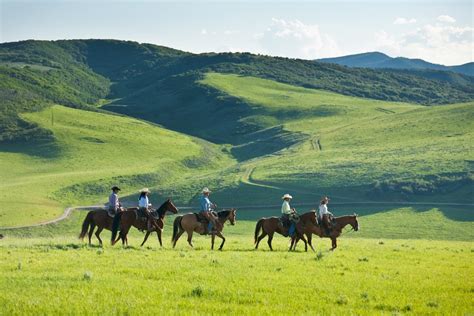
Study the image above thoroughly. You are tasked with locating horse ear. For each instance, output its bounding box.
[353,212,358,217]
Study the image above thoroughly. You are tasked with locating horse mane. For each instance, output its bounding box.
[217,210,231,218]
[156,200,169,217]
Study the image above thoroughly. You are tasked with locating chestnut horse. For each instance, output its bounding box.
[171,209,236,250]
[254,213,310,251]
[291,212,359,251]
[79,209,115,246]
[110,199,179,246]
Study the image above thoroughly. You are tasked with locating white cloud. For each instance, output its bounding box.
[437,15,456,23]
[257,18,341,59]
[374,22,474,65]
[393,17,417,25]
[201,29,207,35]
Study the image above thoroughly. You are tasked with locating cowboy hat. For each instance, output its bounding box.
[111,186,121,191]
[139,188,150,193]
[282,193,293,200]
[202,187,211,193]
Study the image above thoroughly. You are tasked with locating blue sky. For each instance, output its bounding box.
[1,0,472,65]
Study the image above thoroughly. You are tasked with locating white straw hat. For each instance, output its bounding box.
[282,193,293,200]
[139,188,150,193]
[202,187,211,193]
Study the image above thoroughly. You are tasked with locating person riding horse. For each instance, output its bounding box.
[280,193,298,237]
[138,188,159,231]
[199,187,218,234]
[319,196,333,235]
[108,186,123,216]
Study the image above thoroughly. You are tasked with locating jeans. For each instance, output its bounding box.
[288,222,295,236]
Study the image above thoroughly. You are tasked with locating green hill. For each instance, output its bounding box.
[2,39,474,144]
[0,39,473,228]
[0,104,232,227]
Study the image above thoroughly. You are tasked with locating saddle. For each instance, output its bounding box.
[136,208,159,221]
[194,212,208,223]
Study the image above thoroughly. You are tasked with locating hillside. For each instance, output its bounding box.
[188,73,474,208]
[318,52,474,76]
[0,105,232,226]
[2,40,474,145]
[0,40,473,228]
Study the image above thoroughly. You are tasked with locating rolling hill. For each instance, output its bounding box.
[0,39,473,228]
[318,52,474,76]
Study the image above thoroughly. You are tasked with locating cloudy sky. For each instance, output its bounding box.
[1,0,472,65]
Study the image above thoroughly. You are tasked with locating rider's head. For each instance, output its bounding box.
[282,193,292,201]
[320,196,330,205]
[111,186,121,193]
[140,188,150,196]
[202,187,211,196]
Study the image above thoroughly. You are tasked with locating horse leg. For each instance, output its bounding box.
[289,235,296,251]
[95,227,104,246]
[88,223,96,246]
[331,237,337,251]
[216,231,225,251]
[173,229,184,248]
[156,230,163,247]
[255,231,267,249]
[307,233,315,252]
[267,232,274,251]
[211,233,215,250]
[300,234,308,252]
[141,231,151,247]
[187,231,194,248]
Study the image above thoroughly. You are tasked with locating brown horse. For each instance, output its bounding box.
[254,213,309,251]
[110,199,179,246]
[171,209,236,250]
[291,212,359,251]
[79,209,115,245]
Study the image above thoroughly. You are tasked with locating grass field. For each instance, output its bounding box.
[1,219,473,315]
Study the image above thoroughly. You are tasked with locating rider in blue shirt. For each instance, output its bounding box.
[199,187,218,233]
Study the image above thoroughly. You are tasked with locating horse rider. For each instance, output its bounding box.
[281,193,297,237]
[108,186,123,216]
[319,196,333,235]
[138,188,158,231]
[199,187,218,234]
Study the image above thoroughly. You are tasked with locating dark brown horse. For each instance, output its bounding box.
[171,209,236,250]
[291,212,359,251]
[79,209,115,245]
[254,213,309,251]
[110,199,179,246]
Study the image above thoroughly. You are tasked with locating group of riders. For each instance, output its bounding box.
[107,186,334,236]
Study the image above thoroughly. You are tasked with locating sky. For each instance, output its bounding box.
[1,0,473,65]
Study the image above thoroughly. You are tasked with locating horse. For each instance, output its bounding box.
[171,209,236,250]
[290,212,359,251]
[110,199,179,246]
[254,212,310,251]
[79,208,118,246]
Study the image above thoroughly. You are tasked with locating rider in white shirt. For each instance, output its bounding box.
[319,196,333,235]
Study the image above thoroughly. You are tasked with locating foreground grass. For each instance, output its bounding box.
[0,233,472,315]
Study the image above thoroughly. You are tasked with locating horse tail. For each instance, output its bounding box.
[172,215,183,242]
[111,212,122,244]
[79,211,94,240]
[254,218,264,244]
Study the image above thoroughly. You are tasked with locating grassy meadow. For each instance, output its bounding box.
[1,210,473,315]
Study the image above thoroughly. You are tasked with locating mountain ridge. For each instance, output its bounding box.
[318,51,474,76]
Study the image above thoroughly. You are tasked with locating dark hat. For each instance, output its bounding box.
[111,186,121,191]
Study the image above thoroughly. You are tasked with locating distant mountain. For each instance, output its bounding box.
[318,52,474,77]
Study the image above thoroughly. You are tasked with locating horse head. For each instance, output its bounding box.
[350,213,359,231]
[165,198,179,214]
[228,208,237,226]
